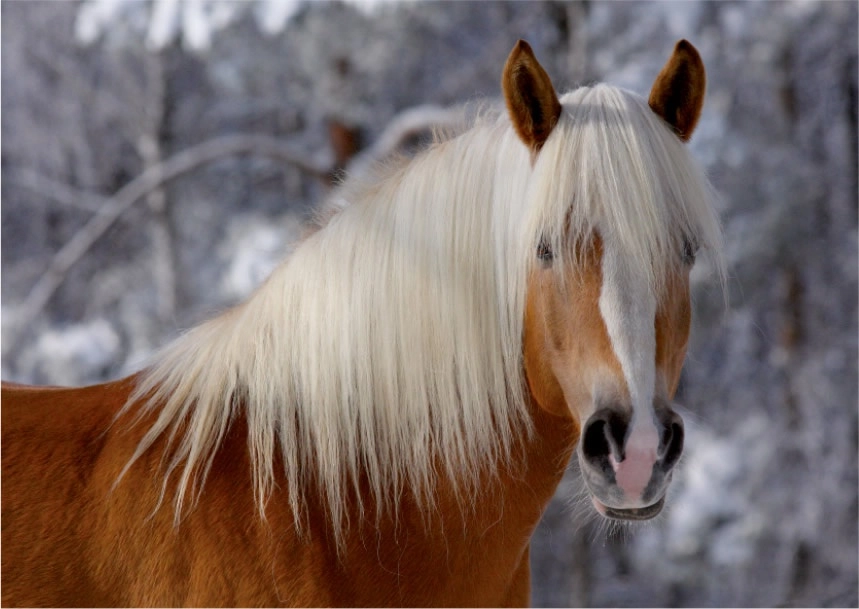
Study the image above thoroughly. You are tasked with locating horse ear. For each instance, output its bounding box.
[648,40,706,142]
[502,40,562,151]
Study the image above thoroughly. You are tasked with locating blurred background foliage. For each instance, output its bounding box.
[2,1,856,606]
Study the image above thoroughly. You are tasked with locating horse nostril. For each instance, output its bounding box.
[660,420,684,471]
[582,418,610,460]
[582,408,628,465]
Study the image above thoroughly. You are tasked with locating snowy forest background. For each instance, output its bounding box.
[2,1,856,606]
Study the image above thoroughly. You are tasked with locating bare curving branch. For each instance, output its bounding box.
[6,106,463,354]
[5,134,330,354]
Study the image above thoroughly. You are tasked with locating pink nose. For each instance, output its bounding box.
[580,404,684,508]
[610,417,663,499]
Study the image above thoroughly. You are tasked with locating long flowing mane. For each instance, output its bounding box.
[120,83,723,543]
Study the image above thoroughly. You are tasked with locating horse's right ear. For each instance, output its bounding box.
[502,40,562,152]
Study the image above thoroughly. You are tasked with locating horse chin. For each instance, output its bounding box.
[591,495,666,521]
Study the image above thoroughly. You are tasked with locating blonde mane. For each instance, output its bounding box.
[121,84,723,543]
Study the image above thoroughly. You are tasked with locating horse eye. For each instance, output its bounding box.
[536,239,554,263]
[682,239,698,265]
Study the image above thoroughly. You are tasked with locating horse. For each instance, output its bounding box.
[2,39,723,607]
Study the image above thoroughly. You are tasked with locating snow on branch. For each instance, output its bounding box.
[75,0,399,52]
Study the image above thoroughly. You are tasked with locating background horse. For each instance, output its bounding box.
[2,39,721,607]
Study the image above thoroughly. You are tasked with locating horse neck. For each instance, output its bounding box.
[489,397,579,530]
[260,395,578,605]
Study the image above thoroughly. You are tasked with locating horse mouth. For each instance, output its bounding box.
[593,495,666,521]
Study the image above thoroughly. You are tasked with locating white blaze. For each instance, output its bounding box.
[598,238,660,500]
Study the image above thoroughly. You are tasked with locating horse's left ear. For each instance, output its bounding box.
[648,40,706,142]
[502,40,562,151]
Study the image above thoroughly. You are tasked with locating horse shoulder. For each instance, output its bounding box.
[1,379,132,606]
[91,411,326,606]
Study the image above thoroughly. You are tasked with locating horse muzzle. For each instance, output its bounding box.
[577,400,684,521]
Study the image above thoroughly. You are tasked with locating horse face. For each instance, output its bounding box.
[504,39,707,520]
[523,236,692,520]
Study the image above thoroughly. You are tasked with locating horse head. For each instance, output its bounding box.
[506,40,709,520]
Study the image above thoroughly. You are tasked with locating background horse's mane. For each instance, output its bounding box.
[120,83,723,542]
